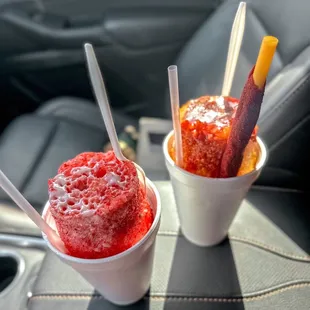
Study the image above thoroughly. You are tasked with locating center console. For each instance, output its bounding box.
[3,182,307,310]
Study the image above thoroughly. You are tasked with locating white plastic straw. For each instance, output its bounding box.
[168,65,183,167]
[84,43,126,161]
[0,169,65,251]
[221,2,247,96]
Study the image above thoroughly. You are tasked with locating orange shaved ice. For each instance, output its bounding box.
[168,95,259,178]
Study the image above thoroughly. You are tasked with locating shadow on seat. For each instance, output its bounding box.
[247,187,310,255]
[163,233,245,310]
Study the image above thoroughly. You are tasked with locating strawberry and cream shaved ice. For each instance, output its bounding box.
[48,151,153,259]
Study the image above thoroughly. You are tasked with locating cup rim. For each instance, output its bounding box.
[163,130,268,182]
[42,177,161,264]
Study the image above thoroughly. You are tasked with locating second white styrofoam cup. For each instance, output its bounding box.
[163,130,267,247]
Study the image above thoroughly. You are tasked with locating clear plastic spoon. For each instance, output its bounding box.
[84,43,146,187]
[221,2,247,96]
[84,43,126,161]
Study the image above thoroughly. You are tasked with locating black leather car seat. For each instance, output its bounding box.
[0,97,137,209]
[175,0,310,188]
[1,0,310,235]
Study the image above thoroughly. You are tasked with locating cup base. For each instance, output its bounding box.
[104,286,149,306]
[182,230,228,247]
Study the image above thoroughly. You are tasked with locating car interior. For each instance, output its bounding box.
[0,0,310,309]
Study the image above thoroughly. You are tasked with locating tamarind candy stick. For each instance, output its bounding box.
[219,36,278,178]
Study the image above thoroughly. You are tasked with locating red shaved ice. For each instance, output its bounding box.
[48,151,153,259]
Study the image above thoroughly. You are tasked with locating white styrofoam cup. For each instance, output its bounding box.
[42,178,161,305]
[163,130,267,247]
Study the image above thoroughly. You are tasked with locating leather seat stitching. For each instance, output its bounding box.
[157,231,310,262]
[229,236,310,262]
[28,283,310,303]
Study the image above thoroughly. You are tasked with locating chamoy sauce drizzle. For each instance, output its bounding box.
[168,96,259,177]
[48,151,154,259]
